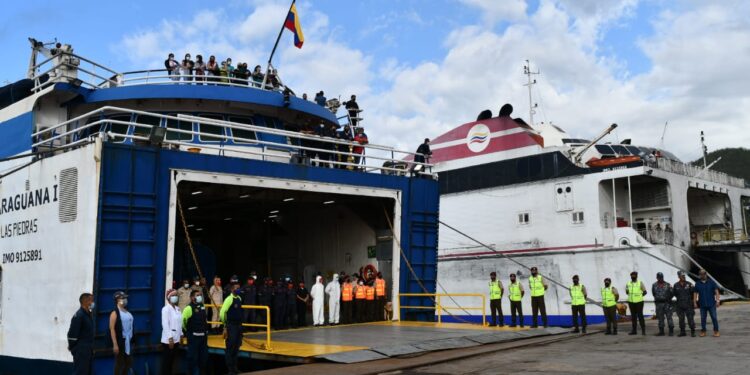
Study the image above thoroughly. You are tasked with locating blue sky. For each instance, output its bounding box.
[2,0,749,160]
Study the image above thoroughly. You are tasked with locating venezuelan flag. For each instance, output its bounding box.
[284,3,304,48]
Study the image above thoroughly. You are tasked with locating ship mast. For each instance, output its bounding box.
[523,60,539,127]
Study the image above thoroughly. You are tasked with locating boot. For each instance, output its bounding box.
[642,327,646,336]
[656,328,665,336]
[605,330,612,335]
[691,329,696,337]
[678,329,686,337]
[582,327,587,334]
[668,327,674,336]
[571,328,580,333]
[628,330,637,335]
[613,329,618,335]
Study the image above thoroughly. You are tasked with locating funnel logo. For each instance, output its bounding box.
[466,124,491,153]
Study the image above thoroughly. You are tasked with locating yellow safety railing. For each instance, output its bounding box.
[701,228,748,243]
[206,304,272,351]
[398,293,486,326]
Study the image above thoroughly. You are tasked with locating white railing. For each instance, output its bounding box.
[31,106,434,177]
[654,158,745,188]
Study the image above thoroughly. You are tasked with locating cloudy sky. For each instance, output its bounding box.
[2,0,749,161]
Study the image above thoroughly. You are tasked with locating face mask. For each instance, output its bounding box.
[195,281,200,286]
[359,282,363,286]
[184,284,190,289]
[169,296,179,304]
[119,299,128,307]
[253,276,257,280]
[89,302,96,311]
[196,295,204,304]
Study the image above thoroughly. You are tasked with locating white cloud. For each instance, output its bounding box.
[459,0,528,24]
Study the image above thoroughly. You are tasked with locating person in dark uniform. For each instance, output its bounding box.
[285,280,298,328]
[220,280,243,375]
[242,276,258,331]
[273,278,288,329]
[296,281,310,327]
[67,293,95,375]
[182,289,209,375]
[258,277,274,328]
[673,271,696,337]
[652,272,675,336]
[414,138,432,165]
[343,95,360,126]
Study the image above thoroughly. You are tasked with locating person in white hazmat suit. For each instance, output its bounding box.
[310,275,326,326]
[325,274,341,325]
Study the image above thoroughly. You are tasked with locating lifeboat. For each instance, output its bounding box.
[586,155,641,168]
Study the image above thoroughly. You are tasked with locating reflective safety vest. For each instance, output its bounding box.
[375,278,386,297]
[570,284,586,306]
[509,282,522,302]
[355,286,366,300]
[489,281,503,300]
[529,275,545,297]
[365,286,375,300]
[342,284,353,302]
[627,280,644,303]
[601,286,617,307]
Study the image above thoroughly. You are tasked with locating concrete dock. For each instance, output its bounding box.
[253,302,750,375]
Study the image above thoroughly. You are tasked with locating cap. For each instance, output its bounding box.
[113,291,128,300]
[677,271,685,277]
[630,271,638,276]
[656,272,664,278]
[229,275,240,284]
[490,272,496,276]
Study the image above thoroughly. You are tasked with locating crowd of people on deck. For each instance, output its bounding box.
[163,53,283,89]
[67,269,390,375]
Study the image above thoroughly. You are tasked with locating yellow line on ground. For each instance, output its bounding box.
[207,335,367,357]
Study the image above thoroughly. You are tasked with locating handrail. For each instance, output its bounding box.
[31,106,435,176]
[653,158,745,188]
[398,293,486,326]
[205,304,272,351]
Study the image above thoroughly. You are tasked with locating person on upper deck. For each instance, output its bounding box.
[353,127,368,168]
[315,91,327,107]
[165,53,179,80]
[181,54,194,82]
[232,63,249,85]
[194,55,206,84]
[206,55,219,84]
[415,138,432,165]
[251,65,264,88]
[268,68,282,90]
[343,95,360,125]
[225,58,235,77]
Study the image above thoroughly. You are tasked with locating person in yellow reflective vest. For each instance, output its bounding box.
[508,273,525,327]
[626,271,648,335]
[528,266,548,328]
[488,272,504,327]
[569,275,587,333]
[601,277,620,335]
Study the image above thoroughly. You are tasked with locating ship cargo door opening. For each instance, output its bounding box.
[166,172,400,309]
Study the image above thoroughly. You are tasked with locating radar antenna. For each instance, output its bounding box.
[523,60,539,127]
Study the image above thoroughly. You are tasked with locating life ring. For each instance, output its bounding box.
[690,232,697,240]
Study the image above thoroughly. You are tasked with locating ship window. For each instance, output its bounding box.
[518,212,530,225]
[133,115,162,138]
[107,115,131,142]
[625,146,642,156]
[228,116,257,143]
[610,145,630,156]
[165,118,193,141]
[572,211,584,224]
[594,145,615,156]
[198,114,226,142]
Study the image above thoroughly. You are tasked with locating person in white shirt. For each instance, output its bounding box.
[208,276,224,330]
[325,274,341,325]
[310,276,325,326]
[160,289,182,375]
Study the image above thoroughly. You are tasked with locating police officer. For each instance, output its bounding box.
[182,290,209,374]
[601,278,619,335]
[242,276,258,331]
[273,277,289,329]
[258,277,274,327]
[626,271,647,335]
[528,266,548,328]
[570,275,587,333]
[673,271,696,337]
[67,293,95,375]
[652,272,675,336]
[220,279,243,375]
[508,273,525,327]
[488,272,504,327]
[285,280,298,328]
[296,281,310,327]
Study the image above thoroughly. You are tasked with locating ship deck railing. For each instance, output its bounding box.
[653,158,745,188]
[30,51,287,93]
[31,106,434,177]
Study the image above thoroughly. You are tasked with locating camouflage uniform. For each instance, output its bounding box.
[651,281,674,335]
[672,280,696,336]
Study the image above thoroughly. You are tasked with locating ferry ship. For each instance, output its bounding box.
[428,67,750,325]
[0,39,439,373]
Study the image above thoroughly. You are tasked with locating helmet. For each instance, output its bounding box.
[113,291,128,300]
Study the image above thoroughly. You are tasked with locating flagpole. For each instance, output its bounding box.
[262,0,296,90]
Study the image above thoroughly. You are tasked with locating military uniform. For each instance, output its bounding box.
[672,280,696,336]
[652,280,675,336]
